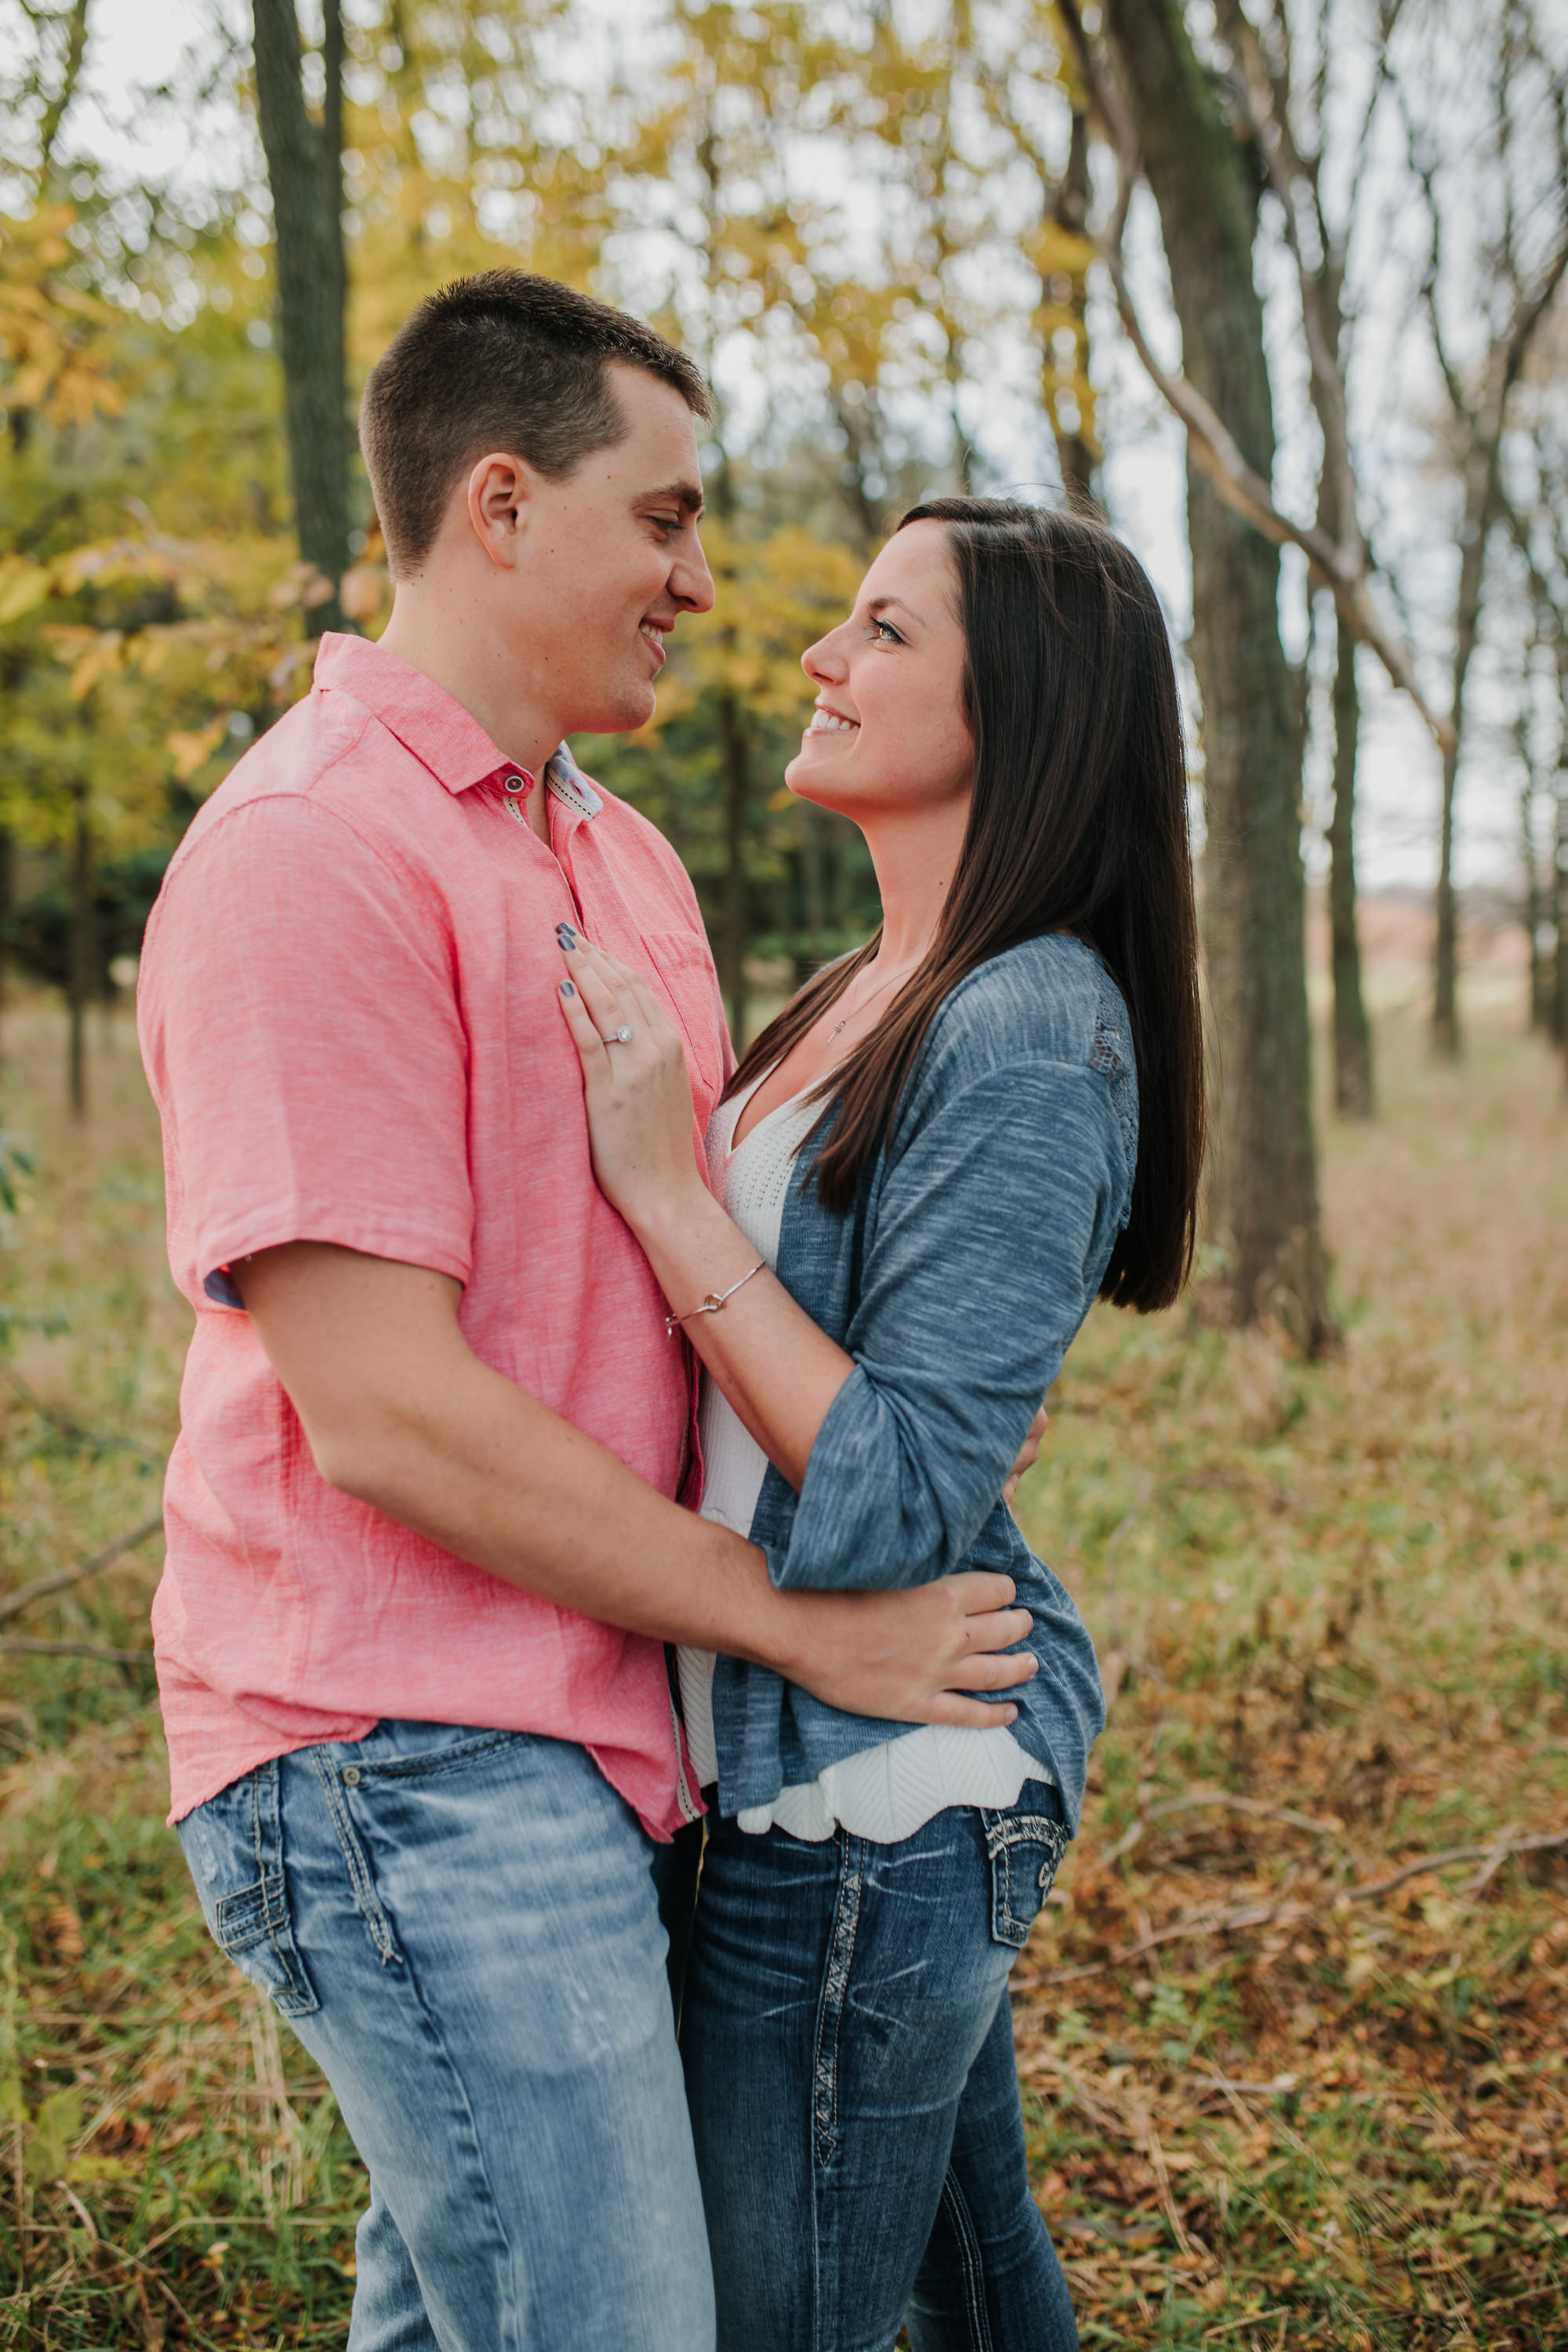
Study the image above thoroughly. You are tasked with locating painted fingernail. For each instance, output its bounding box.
[561,980,575,997]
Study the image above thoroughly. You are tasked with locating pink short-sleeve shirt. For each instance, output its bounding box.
[137,633,732,1833]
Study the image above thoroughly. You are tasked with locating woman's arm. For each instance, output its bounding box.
[771,1053,1123,1588]
[556,937,852,1490]
[556,937,1051,1505]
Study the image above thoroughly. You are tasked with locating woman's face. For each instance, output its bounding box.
[785,521,974,827]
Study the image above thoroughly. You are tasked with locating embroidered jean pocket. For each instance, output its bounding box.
[982,1808,1070,1951]
[177,1763,321,2019]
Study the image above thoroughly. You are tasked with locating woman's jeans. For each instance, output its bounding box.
[177,1722,715,2352]
[681,1791,1081,2352]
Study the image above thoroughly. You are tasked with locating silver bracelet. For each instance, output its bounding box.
[664,1260,766,1338]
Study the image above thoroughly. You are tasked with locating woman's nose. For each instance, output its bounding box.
[801,628,846,684]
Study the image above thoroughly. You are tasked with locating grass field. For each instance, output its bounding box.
[1,975,1565,2350]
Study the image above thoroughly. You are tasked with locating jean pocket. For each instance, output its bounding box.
[982,1806,1070,1951]
[178,1762,321,2019]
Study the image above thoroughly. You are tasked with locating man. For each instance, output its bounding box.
[139,273,1035,2352]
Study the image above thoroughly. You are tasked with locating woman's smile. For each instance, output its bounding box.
[804,702,859,738]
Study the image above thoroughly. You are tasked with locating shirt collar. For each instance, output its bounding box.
[313,632,517,796]
[542,742,603,820]
[312,633,603,821]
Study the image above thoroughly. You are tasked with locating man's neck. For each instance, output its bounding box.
[379,586,562,794]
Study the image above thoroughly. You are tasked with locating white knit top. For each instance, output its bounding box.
[677,1076,1051,1844]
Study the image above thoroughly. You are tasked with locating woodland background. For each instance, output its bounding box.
[1,0,1566,2346]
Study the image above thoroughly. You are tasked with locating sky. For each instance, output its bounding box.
[45,0,1552,907]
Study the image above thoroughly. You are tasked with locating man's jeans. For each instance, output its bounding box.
[681,1793,1081,2352]
[177,1722,715,2352]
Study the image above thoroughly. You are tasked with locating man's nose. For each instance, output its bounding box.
[671,533,716,615]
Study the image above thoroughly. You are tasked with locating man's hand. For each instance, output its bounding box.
[1003,1403,1049,1508]
[233,1240,1036,1728]
[784,1573,1036,1726]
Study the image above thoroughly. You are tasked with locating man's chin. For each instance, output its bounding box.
[570,681,659,741]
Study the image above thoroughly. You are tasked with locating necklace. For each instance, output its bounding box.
[826,965,909,1044]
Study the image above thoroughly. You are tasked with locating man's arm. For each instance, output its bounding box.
[233,1241,1037,1728]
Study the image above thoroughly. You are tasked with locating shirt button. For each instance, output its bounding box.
[503,773,528,793]
[342,1766,361,1787]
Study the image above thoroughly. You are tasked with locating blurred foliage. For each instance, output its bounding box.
[0,0,1100,1062]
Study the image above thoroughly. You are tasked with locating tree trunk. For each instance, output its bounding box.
[716,689,750,1047]
[1432,464,1492,1058]
[252,0,350,637]
[1104,0,1332,1353]
[1045,108,1098,504]
[1554,753,1568,1061]
[1518,717,1551,1033]
[36,0,91,183]
[1522,786,1548,1032]
[0,824,11,1067]
[67,786,94,1120]
[1328,615,1374,1116]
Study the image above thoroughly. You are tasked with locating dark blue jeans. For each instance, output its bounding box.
[681,1793,1080,2352]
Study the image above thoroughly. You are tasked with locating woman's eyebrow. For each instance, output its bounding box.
[867,593,922,625]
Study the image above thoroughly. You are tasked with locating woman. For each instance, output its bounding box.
[555,498,1204,2350]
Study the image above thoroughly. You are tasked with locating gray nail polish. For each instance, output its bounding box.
[561,980,575,996]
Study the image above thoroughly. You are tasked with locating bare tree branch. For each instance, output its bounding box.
[0,1513,164,1628]
[1056,0,1454,752]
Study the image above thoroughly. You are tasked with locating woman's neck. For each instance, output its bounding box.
[858,800,967,975]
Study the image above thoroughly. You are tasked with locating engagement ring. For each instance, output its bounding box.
[602,1026,633,1045]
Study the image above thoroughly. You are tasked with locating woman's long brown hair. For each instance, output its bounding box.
[726,497,1206,1313]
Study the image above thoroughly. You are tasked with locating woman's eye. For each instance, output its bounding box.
[873,617,903,644]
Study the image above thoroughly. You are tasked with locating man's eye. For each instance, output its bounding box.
[652,514,682,535]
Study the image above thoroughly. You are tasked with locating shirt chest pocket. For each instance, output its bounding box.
[637,928,729,1129]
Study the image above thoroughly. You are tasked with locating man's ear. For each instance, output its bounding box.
[464,453,532,572]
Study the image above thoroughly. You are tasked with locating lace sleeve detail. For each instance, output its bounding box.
[1088,973,1139,1229]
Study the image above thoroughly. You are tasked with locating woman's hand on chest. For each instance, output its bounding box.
[554,927,712,1237]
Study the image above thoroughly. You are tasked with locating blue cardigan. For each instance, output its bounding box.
[707,932,1133,1835]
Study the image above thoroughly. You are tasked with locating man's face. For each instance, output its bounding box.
[489,361,714,738]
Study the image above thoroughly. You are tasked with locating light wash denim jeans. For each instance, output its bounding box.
[681,1791,1080,2352]
[177,1721,715,2352]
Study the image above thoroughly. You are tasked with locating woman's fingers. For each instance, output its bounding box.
[565,933,678,1046]
[558,936,633,1043]
[556,966,613,1071]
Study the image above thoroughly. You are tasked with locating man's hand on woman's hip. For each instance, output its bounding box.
[779,1574,1036,1728]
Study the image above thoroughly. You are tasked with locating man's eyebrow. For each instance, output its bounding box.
[640,478,706,517]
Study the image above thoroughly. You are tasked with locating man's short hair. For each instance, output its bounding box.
[360,272,714,575]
